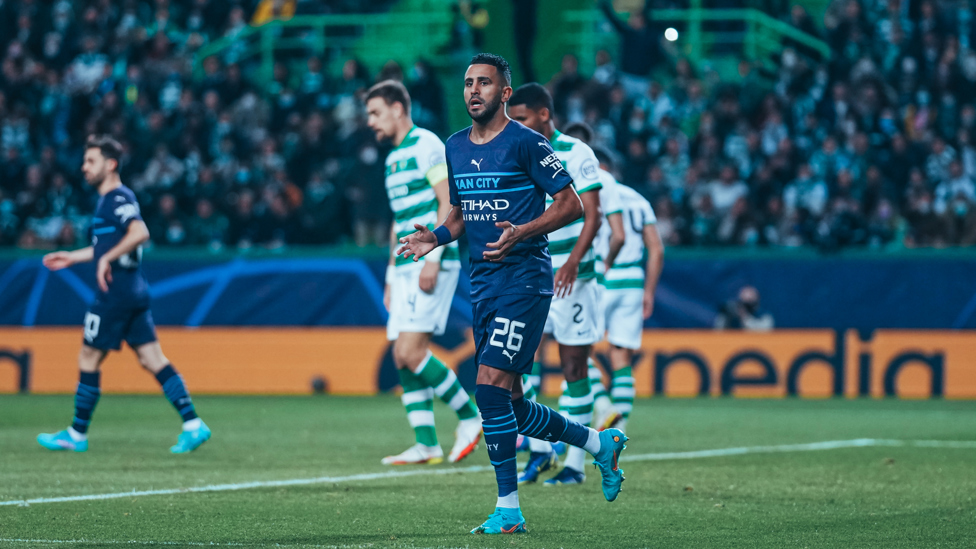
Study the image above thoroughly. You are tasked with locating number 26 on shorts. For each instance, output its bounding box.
[490,317,525,352]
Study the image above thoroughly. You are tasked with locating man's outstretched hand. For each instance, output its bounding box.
[396,224,438,262]
[483,221,521,262]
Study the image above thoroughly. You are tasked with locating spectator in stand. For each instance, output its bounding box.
[599,0,661,98]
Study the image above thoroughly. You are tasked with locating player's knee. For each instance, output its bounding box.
[78,346,104,371]
[393,341,425,370]
[135,344,168,373]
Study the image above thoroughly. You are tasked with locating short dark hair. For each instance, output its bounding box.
[592,145,616,170]
[86,134,123,167]
[563,121,594,144]
[365,79,411,113]
[508,83,554,115]
[469,53,511,87]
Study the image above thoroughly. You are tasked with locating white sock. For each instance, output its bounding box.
[496,491,519,509]
[565,446,586,472]
[583,428,601,455]
[67,427,87,442]
[182,418,203,432]
[528,437,552,453]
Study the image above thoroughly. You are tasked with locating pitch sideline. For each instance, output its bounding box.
[3,438,975,508]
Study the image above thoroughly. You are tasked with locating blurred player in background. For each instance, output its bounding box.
[37,135,210,454]
[563,124,626,433]
[366,80,483,465]
[507,84,619,486]
[398,54,628,534]
[592,147,664,434]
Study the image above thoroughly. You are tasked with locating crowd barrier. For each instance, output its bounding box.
[2,328,973,398]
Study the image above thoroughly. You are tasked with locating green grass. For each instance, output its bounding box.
[1,396,975,548]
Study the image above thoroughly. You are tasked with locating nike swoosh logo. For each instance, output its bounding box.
[501,523,523,534]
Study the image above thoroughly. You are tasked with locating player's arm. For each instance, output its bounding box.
[396,206,464,262]
[397,153,464,263]
[553,189,602,297]
[384,224,396,310]
[642,223,664,319]
[603,212,625,271]
[484,185,582,262]
[96,220,150,292]
[417,169,452,293]
[42,246,94,271]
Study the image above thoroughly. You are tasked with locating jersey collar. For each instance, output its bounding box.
[392,125,417,151]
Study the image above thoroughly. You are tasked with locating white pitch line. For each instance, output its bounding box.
[3,438,974,508]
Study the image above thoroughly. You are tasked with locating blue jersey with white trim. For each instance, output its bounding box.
[91,185,149,302]
[446,121,574,302]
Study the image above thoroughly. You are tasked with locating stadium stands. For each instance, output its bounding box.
[0,0,974,251]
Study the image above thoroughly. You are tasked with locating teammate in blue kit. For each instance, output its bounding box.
[397,54,628,535]
[37,135,210,454]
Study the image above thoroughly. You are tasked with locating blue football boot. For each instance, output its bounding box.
[470,507,527,534]
[170,421,211,454]
[518,450,559,484]
[593,428,628,501]
[543,466,585,486]
[37,430,87,452]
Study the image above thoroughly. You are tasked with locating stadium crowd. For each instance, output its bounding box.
[0,0,975,251]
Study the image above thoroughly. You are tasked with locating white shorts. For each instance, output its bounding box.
[386,264,460,341]
[544,277,602,346]
[601,287,644,350]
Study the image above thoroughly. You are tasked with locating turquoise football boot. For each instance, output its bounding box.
[37,430,88,452]
[170,421,211,454]
[470,507,527,534]
[593,428,628,502]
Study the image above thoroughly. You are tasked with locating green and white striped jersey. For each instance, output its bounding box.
[545,131,603,278]
[597,182,657,290]
[594,167,622,272]
[385,126,459,268]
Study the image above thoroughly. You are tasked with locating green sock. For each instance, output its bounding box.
[563,378,593,421]
[522,374,537,401]
[526,361,542,398]
[563,377,593,472]
[415,353,478,421]
[398,368,437,446]
[611,366,635,420]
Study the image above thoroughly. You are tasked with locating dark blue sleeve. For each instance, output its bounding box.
[521,133,574,196]
[111,195,143,229]
[447,153,460,207]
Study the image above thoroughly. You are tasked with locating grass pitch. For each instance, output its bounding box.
[1,395,975,548]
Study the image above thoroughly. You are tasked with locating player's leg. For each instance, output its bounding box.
[37,343,107,452]
[546,342,593,484]
[593,289,624,430]
[606,288,643,434]
[471,294,551,534]
[133,339,210,453]
[471,364,527,533]
[126,307,209,453]
[385,331,443,464]
[472,294,628,534]
[517,326,558,483]
[609,345,635,434]
[545,278,601,485]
